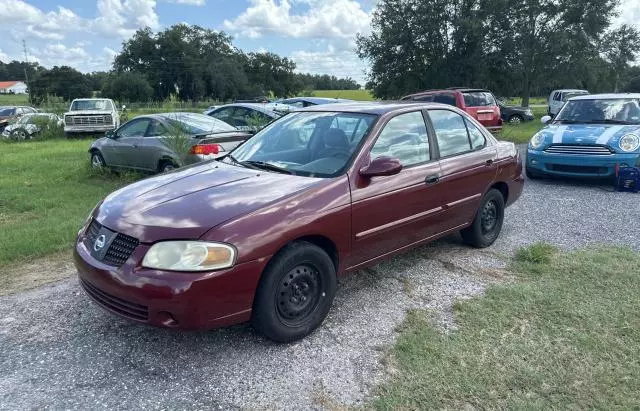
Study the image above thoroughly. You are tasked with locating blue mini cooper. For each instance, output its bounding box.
[527,94,640,179]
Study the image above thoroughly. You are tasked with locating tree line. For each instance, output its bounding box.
[357,0,640,105]
[0,25,360,104]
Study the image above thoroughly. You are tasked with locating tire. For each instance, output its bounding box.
[525,166,540,180]
[158,160,176,173]
[251,241,337,342]
[508,114,523,124]
[90,151,106,169]
[10,128,29,140]
[461,189,505,248]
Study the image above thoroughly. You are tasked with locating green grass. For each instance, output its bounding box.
[374,245,640,409]
[0,94,30,106]
[313,89,376,101]
[0,139,140,265]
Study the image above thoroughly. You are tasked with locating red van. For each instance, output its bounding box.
[401,88,503,132]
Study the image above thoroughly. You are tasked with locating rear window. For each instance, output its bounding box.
[463,92,496,107]
[413,93,457,107]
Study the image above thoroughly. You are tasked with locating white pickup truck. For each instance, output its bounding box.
[64,98,120,136]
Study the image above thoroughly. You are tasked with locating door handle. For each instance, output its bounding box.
[425,174,440,184]
[485,159,494,166]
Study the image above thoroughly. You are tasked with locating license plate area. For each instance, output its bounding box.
[478,113,493,121]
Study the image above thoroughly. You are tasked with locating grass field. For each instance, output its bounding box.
[374,245,640,409]
[0,94,30,105]
[0,139,138,265]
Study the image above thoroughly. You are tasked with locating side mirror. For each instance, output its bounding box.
[360,156,403,178]
[105,130,116,139]
[541,115,552,124]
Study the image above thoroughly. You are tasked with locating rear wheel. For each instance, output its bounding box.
[508,114,523,124]
[158,160,176,173]
[461,189,505,248]
[10,128,29,140]
[251,242,337,342]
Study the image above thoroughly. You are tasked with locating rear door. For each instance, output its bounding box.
[462,91,501,129]
[350,111,445,267]
[137,119,170,171]
[427,109,497,229]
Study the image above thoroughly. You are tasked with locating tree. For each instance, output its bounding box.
[29,66,91,103]
[102,72,154,102]
[601,24,640,92]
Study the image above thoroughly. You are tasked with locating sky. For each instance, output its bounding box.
[0,0,637,85]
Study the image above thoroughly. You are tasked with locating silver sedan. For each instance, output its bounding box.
[89,112,252,173]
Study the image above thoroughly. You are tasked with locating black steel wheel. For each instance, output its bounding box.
[252,241,336,342]
[461,189,505,248]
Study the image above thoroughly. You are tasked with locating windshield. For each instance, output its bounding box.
[0,108,15,116]
[555,99,640,124]
[227,111,377,178]
[70,100,114,111]
[463,92,496,107]
[168,113,236,134]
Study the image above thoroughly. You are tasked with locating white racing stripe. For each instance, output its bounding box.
[595,126,624,145]
[552,126,568,143]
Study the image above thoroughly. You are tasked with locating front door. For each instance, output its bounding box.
[105,118,151,168]
[427,109,498,229]
[349,111,444,268]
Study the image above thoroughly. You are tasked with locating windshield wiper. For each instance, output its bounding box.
[586,119,634,125]
[240,160,292,174]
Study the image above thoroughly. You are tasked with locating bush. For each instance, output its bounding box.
[515,243,557,264]
[31,117,64,140]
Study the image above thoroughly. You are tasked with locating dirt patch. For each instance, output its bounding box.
[0,251,75,296]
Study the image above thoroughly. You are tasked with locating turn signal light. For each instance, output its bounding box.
[189,143,222,155]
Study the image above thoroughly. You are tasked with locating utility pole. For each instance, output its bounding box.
[22,40,31,104]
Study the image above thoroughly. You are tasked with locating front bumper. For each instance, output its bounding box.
[74,235,267,330]
[65,125,115,134]
[527,148,640,177]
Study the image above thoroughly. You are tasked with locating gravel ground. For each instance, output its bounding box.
[1,145,639,410]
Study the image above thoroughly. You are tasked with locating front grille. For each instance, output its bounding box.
[545,144,612,155]
[103,233,139,266]
[84,219,139,267]
[65,114,112,126]
[549,164,608,174]
[80,279,149,321]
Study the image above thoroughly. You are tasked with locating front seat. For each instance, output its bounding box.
[317,128,350,160]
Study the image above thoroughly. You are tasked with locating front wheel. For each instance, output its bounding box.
[461,189,505,248]
[90,151,106,169]
[251,242,337,342]
[10,128,29,140]
[508,115,523,124]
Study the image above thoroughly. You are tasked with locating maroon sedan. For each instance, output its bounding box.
[74,102,523,342]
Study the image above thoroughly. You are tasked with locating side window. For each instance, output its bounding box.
[433,93,457,106]
[210,107,234,122]
[429,110,472,157]
[118,119,150,137]
[146,120,167,137]
[465,118,486,150]
[370,111,430,167]
[553,92,562,102]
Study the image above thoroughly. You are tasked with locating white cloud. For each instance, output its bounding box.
[615,0,640,27]
[164,0,205,5]
[92,0,160,38]
[291,49,366,84]
[224,0,372,45]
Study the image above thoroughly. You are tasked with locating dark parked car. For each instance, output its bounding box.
[89,112,251,173]
[206,103,289,131]
[401,88,503,132]
[276,97,353,108]
[0,105,38,132]
[497,99,534,124]
[74,102,524,342]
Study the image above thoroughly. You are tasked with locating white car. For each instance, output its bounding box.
[548,89,589,116]
[1,113,62,140]
[64,98,120,136]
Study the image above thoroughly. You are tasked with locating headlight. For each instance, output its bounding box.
[142,241,236,271]
[619,133,640,152]
[530,132,545,149]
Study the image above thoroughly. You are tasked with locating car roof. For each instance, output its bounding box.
[283,97,353,104]
[296,101,458,115]
[568,93,640,100]
[213,103,281,116]
[552,89,589,93]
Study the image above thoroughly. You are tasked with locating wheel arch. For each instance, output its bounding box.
[489,181,509,204]
[266,235,340,275]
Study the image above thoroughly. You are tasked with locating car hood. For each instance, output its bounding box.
[536,124,640,151]
[95,161,324,243]
[64,110,113,116]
